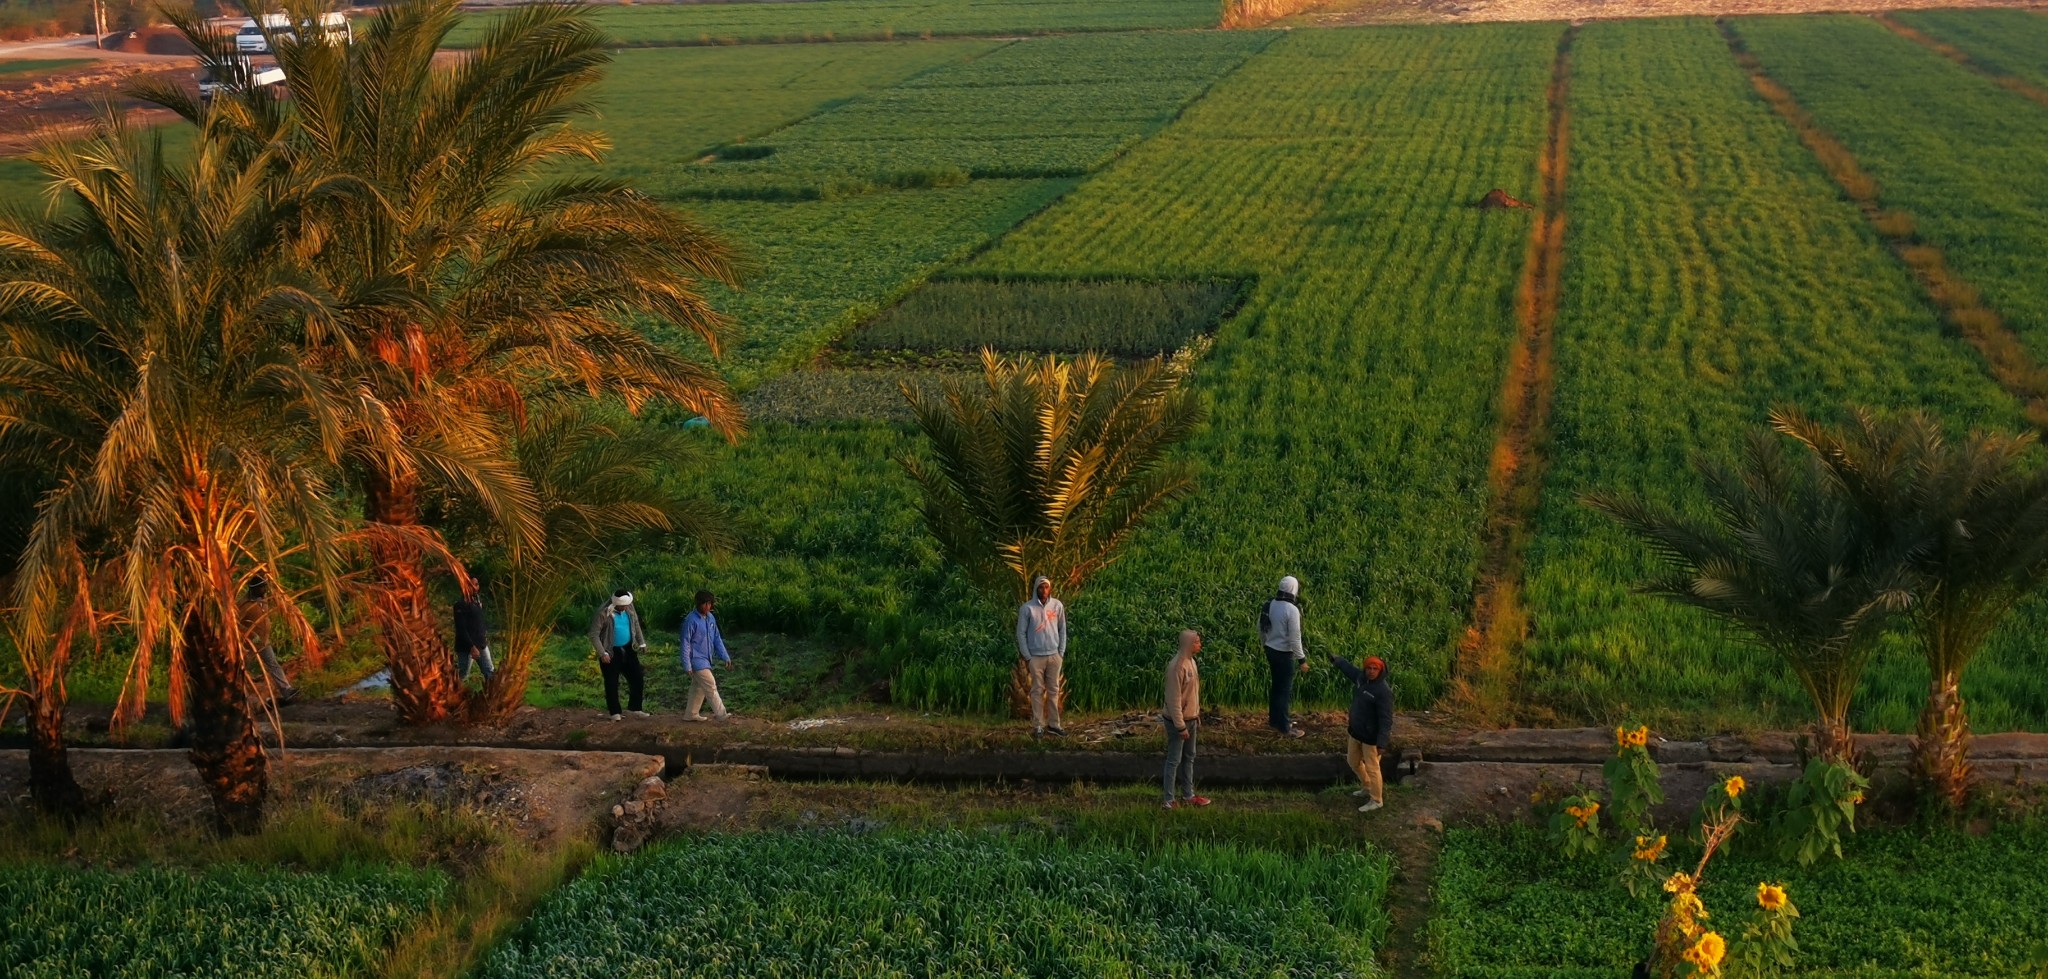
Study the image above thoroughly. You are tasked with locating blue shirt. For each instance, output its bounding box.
[680,610,731,672]
[612,611,632,649]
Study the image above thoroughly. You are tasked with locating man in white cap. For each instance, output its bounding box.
[588,588,649,721]
[1260,575,1309,738]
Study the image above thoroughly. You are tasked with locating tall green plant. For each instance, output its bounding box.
[1775,407,2048,808]
[1587,428,1914,767]
[0,105,394,832]
[900,350,1205,602]
[451,404,731,723]
[142,0,745,726]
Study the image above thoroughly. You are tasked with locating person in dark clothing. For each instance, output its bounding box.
[1329,653,1393,812]
[587,589,648,721]
[245,574,298,706]
[453,581,494,682]
[1259,575,1308,737]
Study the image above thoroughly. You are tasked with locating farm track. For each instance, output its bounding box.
[1871,12,2048,108]
[1453,26,1574,724]
[1720,19,2048,432]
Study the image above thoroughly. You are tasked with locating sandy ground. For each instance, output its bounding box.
[0,47,188,154]
[1300,0,2044,25]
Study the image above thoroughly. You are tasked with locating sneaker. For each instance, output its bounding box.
[1351,789,1370,798]
[1357,800,1384,813]
[1162,800,1177,811]
[1184,796,1212,807]
[630,710,651,718]
[713,713,730,721]
[1032,728,1045,738]
[1047,727,1067,737]
[1286,726,1306,739]
[684,715,707,722]
[609,714,623,722]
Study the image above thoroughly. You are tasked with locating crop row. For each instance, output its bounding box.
[962,24,1561,708]
[657,32,1276,200]
[1517,18,2039,733]
[477,831,1390,978]
[1429,823,2048,977]
[0,863,447,978]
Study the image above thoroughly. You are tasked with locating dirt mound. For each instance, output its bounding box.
[104,25,197,55]
[1476,188,1534,210]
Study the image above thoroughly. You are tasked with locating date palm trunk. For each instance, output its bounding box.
[26,691,86,815]
[366,467,463,725]
[1915,669,1972,809]
[183,612,267,835]
[1814,714,1858,772]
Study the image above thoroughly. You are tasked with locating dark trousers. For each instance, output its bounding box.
[456,644,494,681]
[1266,647,1297,731]
[601,645,644,714]
[1163,719,1198,801]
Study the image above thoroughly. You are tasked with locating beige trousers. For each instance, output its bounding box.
[1348,738,1383,805]
[687,668,726,719]
[1027,653,1063,731]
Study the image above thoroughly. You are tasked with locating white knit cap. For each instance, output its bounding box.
[613,592,633,607]
[1279,575,1299,596]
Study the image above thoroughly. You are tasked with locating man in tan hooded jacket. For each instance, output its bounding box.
[1161,630,1209,810]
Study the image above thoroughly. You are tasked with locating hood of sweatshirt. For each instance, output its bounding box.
[1031,575,1053,602]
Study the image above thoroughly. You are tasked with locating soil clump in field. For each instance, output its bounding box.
[1476,187,1534,210]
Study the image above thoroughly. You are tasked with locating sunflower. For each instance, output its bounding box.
[1757,882,1788,912]
[1663,871,1695,894]
[1683,931,1727,971]
[1633,835,1668,862]
[1629,726,1650,749]
[1565,802,1600,828]
[1723,775,1747,799]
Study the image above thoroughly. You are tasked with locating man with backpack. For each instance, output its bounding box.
[1260,575,1309,738]
[1329,653,1394,812]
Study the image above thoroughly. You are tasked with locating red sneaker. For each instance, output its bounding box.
[1184,796,1212,807]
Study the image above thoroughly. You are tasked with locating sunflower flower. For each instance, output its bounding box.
[1757,882,1788,912]
[1683,931,1727,970]
[1633,835,1668,862]
[1723,775,1746,799]
[1663,871,1695,894]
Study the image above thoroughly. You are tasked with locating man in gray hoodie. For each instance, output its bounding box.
[1015,575,1067,737]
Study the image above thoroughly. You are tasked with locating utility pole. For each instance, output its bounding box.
[92,0,105,49]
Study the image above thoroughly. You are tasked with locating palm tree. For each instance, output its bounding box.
[453,402,731,723]
[901,350,1205,712]
[1587,427,1915,767]
[1776,408,2048,807]
[0,104,391,833]
[142,0,745,726]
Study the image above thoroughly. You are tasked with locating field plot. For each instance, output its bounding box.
[843,277,1244,360]
[1729,16,2048,368]
[658,32,1275,200]
[0,863,448,978]
[1429,824,2048,978]
[594,41,999,181]
[1518,18,2038,732]
[1889,8,2048,93]
[563,0,1220,46]
[478,831,1390,977]
[960,24,1558,709]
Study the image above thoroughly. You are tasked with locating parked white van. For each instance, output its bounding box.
[234,12,352,55]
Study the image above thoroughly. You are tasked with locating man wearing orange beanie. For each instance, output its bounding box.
[1329,653,1394,812]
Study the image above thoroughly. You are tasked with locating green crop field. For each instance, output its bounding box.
[1891,8,2048,92]
[0,863,448,978]
[842,277,1243,360]
[477,831,1390,977]
[1730,16,2048,366]
[1518,18,2043,734]
[479,0,1225,46]
[1429,824,2048,978]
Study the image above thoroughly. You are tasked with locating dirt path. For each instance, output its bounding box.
[1301,0,2044,26]
[1719,19,2048,432]
[1453,26,1574,722]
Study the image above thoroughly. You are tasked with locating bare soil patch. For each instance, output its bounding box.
[1300,0,2043,26]
[0,58,187,154]
[0,746,662,844]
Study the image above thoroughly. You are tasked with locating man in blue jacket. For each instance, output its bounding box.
[1329,653,1393,812]
[680,589,732,721]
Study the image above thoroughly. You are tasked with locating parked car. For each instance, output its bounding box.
[234,11,351,55]
[198,55,287,102]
